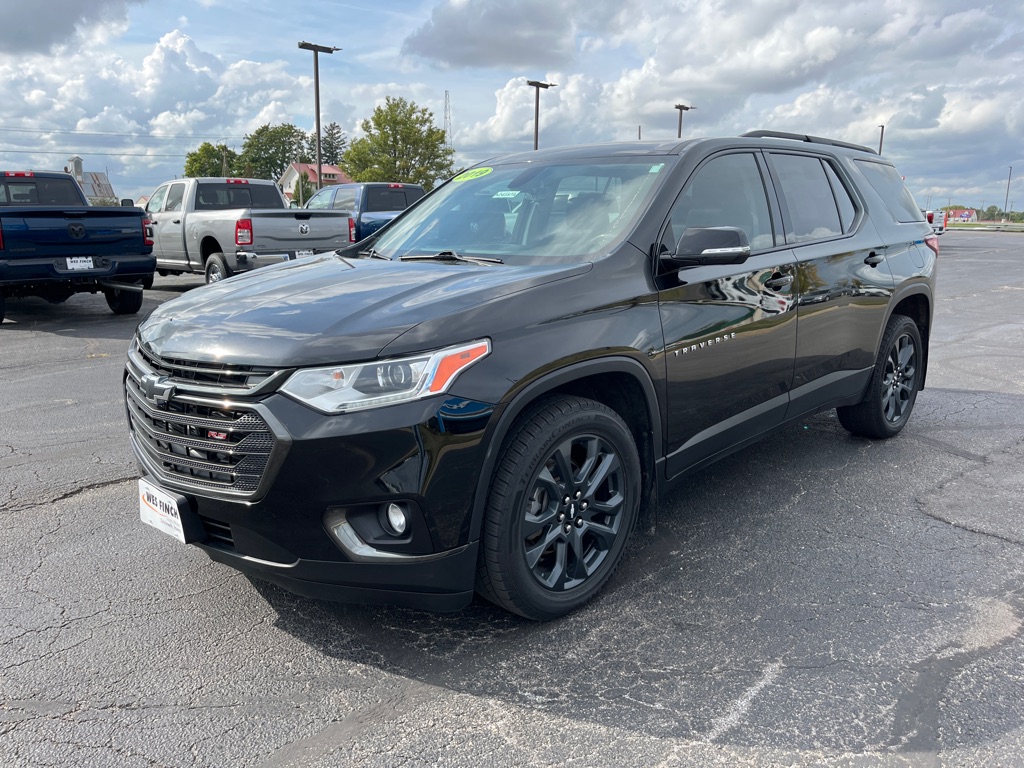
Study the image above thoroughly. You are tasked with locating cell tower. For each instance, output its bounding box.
[443,90,453,154]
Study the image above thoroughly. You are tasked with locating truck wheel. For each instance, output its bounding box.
[205,254,230,284]
[104,285,144,315]
[141,274,154,290]
[0,293,5,324]
[837,314,922,439]
[477,396,641,620]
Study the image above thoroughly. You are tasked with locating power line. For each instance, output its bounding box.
[1,149,186,158]
[0,126,247,141]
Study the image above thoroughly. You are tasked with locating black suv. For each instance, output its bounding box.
[125,131,937,620]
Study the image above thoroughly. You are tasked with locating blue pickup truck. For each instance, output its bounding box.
[303,181,425,243]
[0,171,155,324]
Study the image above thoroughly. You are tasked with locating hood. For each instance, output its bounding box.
[138,253,589,366]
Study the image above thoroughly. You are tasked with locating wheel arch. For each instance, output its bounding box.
[467,357,663,544]
[199,236,223,264]
[887,287,932,388]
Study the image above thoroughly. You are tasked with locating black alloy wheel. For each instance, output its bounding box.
[478,396,641,620]
[837,313,922,438]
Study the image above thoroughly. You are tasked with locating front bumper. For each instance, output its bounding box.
[125,346,495,610]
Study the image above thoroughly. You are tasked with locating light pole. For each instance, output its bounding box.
[298,41,340,190]
[526,80,556,150]
[1004,166,1013,221]
[878,124,885,154]
[674,104,695,139]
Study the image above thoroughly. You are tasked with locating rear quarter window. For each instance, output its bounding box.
[853,160,923,223]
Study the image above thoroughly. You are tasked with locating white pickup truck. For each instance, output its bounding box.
[924,209,947,236]
[144,177,347,282]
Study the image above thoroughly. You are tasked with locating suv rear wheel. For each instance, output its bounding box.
[837,314,922,438]
[477,396,641,620]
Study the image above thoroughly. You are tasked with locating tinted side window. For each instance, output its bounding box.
[146,185,168,213]
[661,152,775,254]
[165,183,185,212]
[770,154,842,242]
[366,187,411,212]
[824,163,857,232]
[333,192,357,211]
[854,160,923,223]
[305,188,333,209]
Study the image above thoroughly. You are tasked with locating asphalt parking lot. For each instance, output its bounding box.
[2,230,1023,767]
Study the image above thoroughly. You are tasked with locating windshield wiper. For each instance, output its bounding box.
[399,250,503,265]
[358,247,389,260]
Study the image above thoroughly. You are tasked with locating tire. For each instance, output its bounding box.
[205,253,230,284]
[141,273,154,290]
[104,285,144,315]
[477,396,641,620]
[0,293,5,324]
[837,314,922,439]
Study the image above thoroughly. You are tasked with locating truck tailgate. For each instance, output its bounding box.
[249,210,347,254]
[1,207,146,259]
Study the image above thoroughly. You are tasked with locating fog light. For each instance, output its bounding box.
[385,503,409,536]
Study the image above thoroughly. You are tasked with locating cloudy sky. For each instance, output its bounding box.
[1,0,1021,210]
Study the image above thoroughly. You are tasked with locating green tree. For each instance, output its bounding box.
[184,142,237,177]
[341,97,454,191]
[292,171,315,207]
[235,124,310,181]
[306,121,347,166]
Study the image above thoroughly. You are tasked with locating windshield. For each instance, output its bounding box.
[370,157,673,263]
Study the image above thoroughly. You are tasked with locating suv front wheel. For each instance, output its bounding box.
[838,314,922,439]
[477,396,641,620]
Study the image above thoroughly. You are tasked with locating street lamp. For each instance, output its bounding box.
[526,80,556,150]
[298,41,340,190]
[674,104,696,139]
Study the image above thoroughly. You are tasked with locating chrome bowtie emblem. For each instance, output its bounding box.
[140,373,174,407]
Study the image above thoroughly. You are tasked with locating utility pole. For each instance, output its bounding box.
[298,41,341,190]
[1005,166,1013,221]
[878,124,885,154]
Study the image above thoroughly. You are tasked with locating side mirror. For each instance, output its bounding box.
[662,226,752,267]
[120,198,136,207]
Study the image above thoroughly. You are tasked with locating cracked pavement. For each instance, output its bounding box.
[2,233,1024,766]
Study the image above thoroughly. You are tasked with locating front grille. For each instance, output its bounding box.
[134,343,278,390]
[126,340,284,498]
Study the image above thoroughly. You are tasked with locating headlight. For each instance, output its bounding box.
[279,339,491,414]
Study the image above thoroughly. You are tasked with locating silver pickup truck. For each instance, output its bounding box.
[144,177,346,283]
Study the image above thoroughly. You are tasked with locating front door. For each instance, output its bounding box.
[657,151,799,479]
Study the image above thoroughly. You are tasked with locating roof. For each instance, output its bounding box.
[286,162,353,185]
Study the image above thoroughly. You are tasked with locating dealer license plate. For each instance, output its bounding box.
[139,478,186,543]
[295,249,314,259]
[66,256,94,270]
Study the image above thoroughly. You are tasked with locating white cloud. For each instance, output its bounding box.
[0,0,1020,208]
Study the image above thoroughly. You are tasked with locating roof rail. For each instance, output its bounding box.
[741,130,877,155]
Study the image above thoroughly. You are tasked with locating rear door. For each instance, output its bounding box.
[658,151,799,478]
[762,151,896,419]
